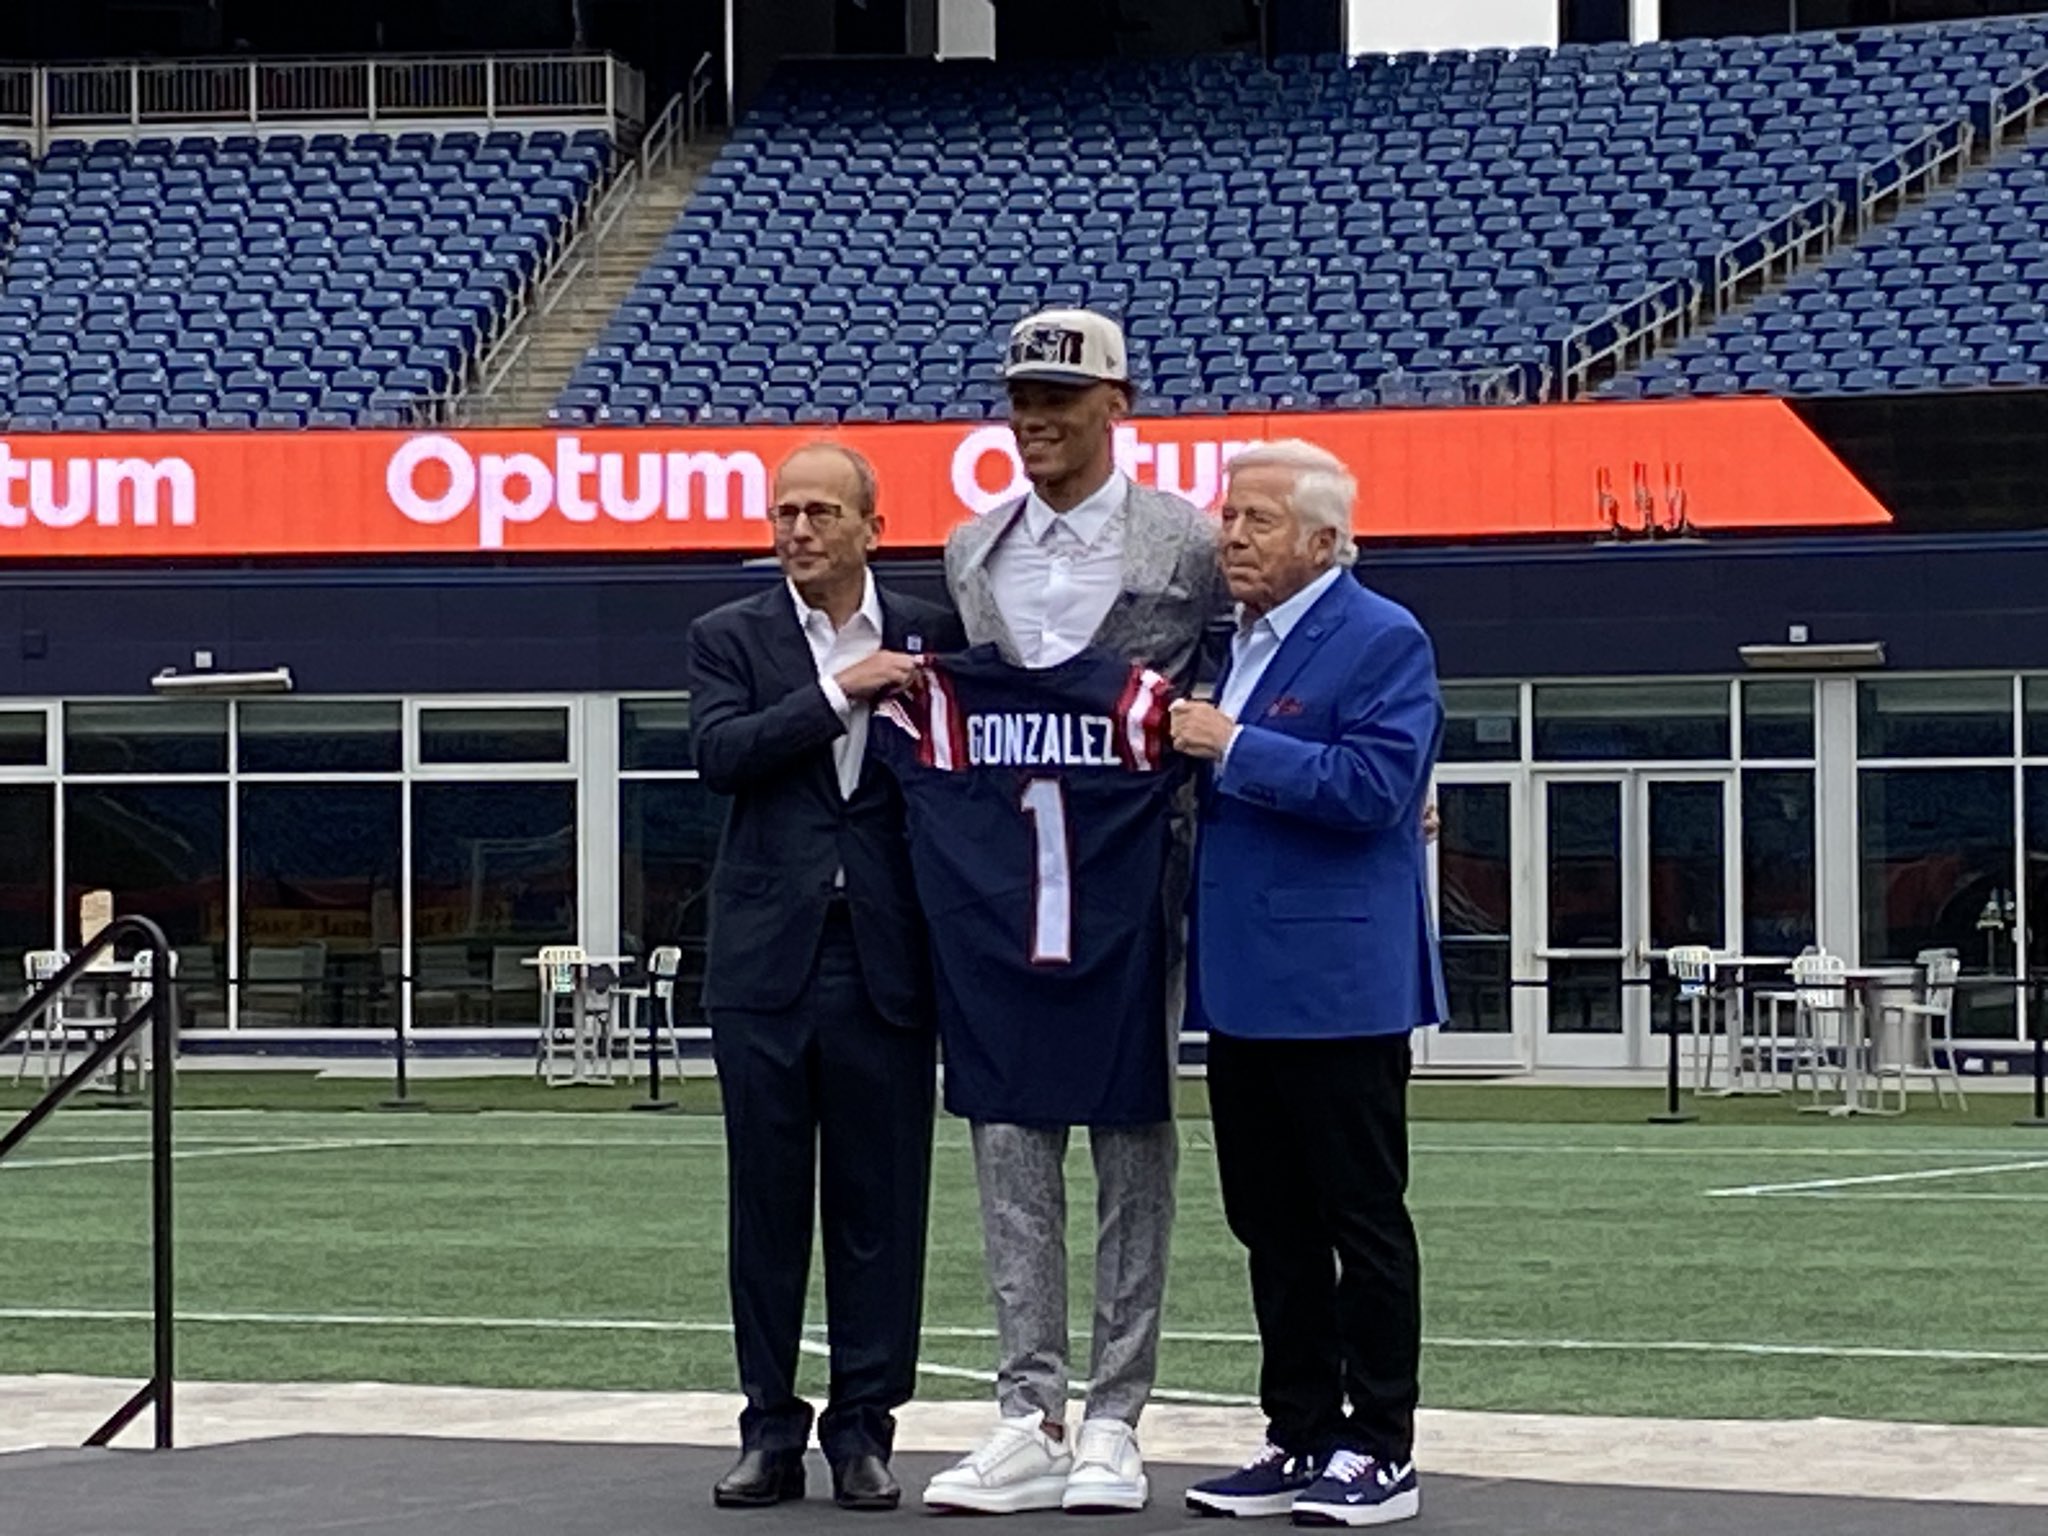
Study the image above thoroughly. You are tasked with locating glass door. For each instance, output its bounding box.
[1423,773,1530,1067]
[1535,773,1733,1066]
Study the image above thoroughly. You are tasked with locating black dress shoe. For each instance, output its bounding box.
[831,1453,900,1511]
[714,1448,806,1508]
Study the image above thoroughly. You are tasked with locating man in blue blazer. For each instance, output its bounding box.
[1170,440,1445,1529]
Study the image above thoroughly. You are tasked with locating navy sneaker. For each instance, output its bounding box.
[1289,1451,1418,1527]
[1186,1443,1324,1518]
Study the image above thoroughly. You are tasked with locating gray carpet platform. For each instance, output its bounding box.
[0,1438,2031,1536]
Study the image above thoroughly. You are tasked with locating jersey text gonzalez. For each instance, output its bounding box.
[967,712,1119,768]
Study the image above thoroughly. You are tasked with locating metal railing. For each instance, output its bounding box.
[1854,119,1974,233]
[0,53,643,150]
[456,90,692,423]
[0,916,178,1449]
[684,51,719,145]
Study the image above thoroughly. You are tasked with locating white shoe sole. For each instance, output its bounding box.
[1185,1488,1300,1518]
[923,1473,1072,1514]
[1290,1489,1420,1527]
[1062,1473,1149,1512]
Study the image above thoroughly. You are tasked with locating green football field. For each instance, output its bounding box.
[3,1078,2047,1428]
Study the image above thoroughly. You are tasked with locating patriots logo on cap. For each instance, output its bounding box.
[1009,324,1088,369]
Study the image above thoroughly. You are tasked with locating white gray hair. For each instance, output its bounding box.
[1224,438,1359,567]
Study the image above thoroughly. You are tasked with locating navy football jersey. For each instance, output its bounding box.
[875,643,1182,1127]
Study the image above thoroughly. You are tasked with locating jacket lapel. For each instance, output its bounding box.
[758,585,842,799]
[1098,485,1178,641]
[955,500,1029,664]
[1236,575,1354,729]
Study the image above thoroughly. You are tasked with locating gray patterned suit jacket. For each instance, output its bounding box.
[942,480,1227,691]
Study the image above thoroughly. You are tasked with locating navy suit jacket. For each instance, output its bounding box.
[689,581,963,1028]
[1189,572,1448,1041]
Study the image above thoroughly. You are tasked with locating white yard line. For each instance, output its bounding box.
[4,1375,2047,1506]
[1706,1157,2048,1197]
[28,1125,2048,1160]
[6,1305,2045,1367]
[0,1140,407,1173]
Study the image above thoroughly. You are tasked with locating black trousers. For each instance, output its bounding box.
[710,905,936,1462]
[1206,1030,1420,1464]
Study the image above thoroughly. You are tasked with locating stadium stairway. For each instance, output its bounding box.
[1593,89,2048,398]
[455,131,724,426]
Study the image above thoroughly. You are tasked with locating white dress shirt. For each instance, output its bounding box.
[986,471,1129,667]
[1217,566,1344,760]
[790,571,883,800]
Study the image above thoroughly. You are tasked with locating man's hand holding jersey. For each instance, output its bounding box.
[833,650,926,701]
[1166,698,1235,762]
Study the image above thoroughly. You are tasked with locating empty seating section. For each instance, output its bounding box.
[559,18,2048,427]
[1605,140,2048,398]
[0,128,610,432]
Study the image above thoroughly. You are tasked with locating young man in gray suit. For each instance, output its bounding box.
[923,309,1225,1515]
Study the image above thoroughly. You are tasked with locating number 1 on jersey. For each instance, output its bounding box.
[1019,777,1073,965]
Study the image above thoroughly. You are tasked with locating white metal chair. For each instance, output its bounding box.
[1787,949,1856,1104]
[1874,949,1966,1112]
[1666,946,1719,1089]
[648,944,685,1077]
[535,944,611,1085]
[610,943,684,1079]
[13,950,71,1086]
[122,947,180,1078]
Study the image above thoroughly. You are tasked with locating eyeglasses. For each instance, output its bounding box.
[770,500,853,530]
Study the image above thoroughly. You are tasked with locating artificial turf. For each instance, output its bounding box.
[4,1097,2046,1427]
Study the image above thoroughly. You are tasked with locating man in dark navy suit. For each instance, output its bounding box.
[689,442,962,1512]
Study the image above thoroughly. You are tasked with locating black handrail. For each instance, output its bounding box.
[0,915,178,1450]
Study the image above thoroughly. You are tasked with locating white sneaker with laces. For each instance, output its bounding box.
[1061,1418,1150,1512]
[922,1409,1074,1514]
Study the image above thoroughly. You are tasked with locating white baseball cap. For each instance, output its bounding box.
[1004,308,1130,387]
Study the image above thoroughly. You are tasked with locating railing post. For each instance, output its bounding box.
[366,58,378,124]
[248,59,259,125]
[486,56,498,124]
[130,63,140,129]
[148,932,176,1448]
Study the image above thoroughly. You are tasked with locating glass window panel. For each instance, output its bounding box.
[1532,682,1730,761]
[621,697,696,771]
[1546,780,1622,947]
[411,781,577,1026]
[2021,678,2048,757]
[1647,780,1725,950]
[1436,782,1511,1032]
[620,780,726,1025]
[65,701,228,775]
[1546,957,1624,1034]
[239,701,402,773]
[0,709,48,767]
[1860,767,2017,1040]
[1740,680,1814,760]
[1742,769,1816,956]
[1440,684,1519,763]
[418,706,570,765]
[240,784,402,1029]
[0,785,54,1011]
[2026,770,2048,1018]
[64,782,227,1027]
[1858,678,2013,759]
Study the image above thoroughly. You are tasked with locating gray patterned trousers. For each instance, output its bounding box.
[969,1119,1179,1427]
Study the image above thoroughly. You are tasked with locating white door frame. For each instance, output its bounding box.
[1531,768,1737,1068]
[1423,766,1533,1069]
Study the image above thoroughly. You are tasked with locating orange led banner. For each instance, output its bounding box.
[0,398,1890,558]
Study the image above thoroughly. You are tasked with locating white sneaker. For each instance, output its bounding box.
[1062,1418,1149,1512]
[922,1409,1074,1513]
